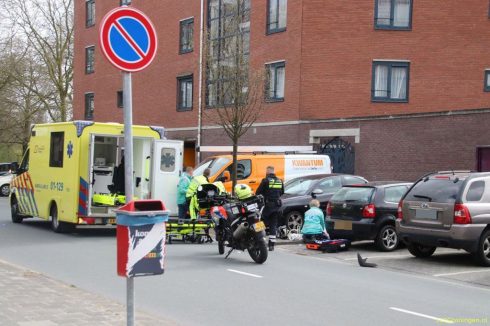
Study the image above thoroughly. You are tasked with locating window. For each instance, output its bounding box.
[85,46,95,74]
[343,176,367,186]
[177,75,193,111]
[372,61,409,102]
[317,177,342,193]
[266,61,285,101]
[466,181,485,202]
[384,186,409,203]
[160,148,176,172]
[49,132,64,168]
[405,178,464,204]
[484,70,490,92]
[375,0,412,29]
[225,159,251,180]
[207,0,250,107]
[86,0,95,27]
[179,18,194,54]
[120,0,131,5]
[85,93,94,120]
[19,149,29,172]
[267,0,287,34]
[117,90,123,108]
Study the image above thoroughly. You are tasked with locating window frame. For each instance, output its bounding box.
[371,61,410,103]
[86,0,95,28]
[265,61,286,102]
[374,0,413,31]
[177,75,193,111]
[85,46,95,74]
[49,132,65,168]
[85,92,95,120]
[266,0,287,35]
[484,70,490,92]
[179,18,194,54]
[206,0,251,108]
[120,0,131,5]
[117,90,123,108]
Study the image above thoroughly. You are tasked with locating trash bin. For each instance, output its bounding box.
[116,200,169,277]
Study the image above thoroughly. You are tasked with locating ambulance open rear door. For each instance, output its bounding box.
[151,140,183,217]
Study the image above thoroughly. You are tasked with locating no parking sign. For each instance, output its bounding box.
[100,7,158,72]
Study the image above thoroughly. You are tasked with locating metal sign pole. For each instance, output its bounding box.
[123,71,135,326]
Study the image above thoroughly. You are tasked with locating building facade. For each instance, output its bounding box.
[73,0,490,181]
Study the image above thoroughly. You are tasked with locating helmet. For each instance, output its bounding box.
[234,184,253,200]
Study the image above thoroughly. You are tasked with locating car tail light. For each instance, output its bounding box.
[454,203,471,224]
[397,201,403,220]
[326,202,332,216]
[362,204,376,218]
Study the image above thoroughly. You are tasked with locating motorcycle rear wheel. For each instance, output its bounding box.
[248,238,268,264]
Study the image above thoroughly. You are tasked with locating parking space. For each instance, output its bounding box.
[278,240,490,288]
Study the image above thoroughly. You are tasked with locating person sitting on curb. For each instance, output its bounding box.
[301,199,330,243]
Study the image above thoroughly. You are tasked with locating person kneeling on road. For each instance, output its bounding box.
[301,199,330,243]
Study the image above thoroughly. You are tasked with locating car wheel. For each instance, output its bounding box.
[407,243,436,258]
[286,211,303,232]
[11,196,23,224]
[375,224,399,252]
[0,184,9,197]
[473,229,490,267]
[50,204,74,233]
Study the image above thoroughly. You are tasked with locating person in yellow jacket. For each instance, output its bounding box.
[186,168,211,201]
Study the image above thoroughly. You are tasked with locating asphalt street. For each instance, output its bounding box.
[0,198,489,326]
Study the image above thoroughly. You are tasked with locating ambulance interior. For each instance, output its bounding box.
[90,135,152,213]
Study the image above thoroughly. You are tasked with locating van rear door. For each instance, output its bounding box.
[151,140,183,216]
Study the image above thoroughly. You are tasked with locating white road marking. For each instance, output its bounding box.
[345,254,413,261]
[434,269,490,277]
[389,307,454,324]
[227,269,263,278]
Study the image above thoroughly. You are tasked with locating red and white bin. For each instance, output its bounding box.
[116,200,169,277]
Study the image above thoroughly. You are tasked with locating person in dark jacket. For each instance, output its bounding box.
[256,166,284,251]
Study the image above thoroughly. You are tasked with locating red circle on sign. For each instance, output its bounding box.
[99,7,158,72]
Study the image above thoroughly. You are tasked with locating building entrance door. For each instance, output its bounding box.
[320,137,355,174]
[477,147,490,172]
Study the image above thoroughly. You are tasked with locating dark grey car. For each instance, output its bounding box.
[397,171,490,266]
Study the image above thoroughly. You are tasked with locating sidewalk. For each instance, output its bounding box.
[0,260,176,326]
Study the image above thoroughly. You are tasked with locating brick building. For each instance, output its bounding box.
[73,0,490,181]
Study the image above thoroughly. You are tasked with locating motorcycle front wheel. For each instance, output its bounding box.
[248,238,268,264]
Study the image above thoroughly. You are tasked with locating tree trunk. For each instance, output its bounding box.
[231,139,238,195]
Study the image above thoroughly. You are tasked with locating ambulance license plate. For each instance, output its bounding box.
[108,218,116,224]
[253,221,265,232]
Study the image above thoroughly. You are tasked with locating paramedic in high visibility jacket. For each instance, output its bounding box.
[186,168,211,201]
[187,168,211,220]
[256,166,284,251]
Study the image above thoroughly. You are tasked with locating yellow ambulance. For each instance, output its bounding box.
[10,121,183,232]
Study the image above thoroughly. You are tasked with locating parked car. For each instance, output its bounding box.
[327,182,412,251]
[0,162,17,176]
[0,173,13,197]
[279,174,368,231]
[397,171,490,266]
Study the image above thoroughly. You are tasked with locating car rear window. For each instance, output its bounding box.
[331,187,374,203]
[405,178,464,204]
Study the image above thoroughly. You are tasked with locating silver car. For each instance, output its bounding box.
[396,171,490,266]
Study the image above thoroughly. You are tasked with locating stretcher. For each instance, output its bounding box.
[305,238,350,253]
[166,218,214,244]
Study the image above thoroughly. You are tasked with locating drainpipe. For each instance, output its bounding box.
[197,0,204,164]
